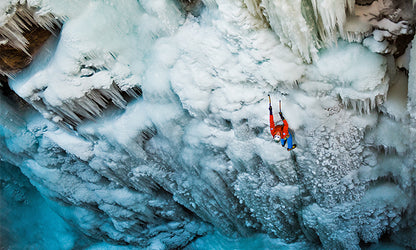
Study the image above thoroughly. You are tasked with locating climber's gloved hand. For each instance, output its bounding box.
[269,106,272,115]
[279,112,284,120]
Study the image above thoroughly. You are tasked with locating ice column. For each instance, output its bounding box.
[242,0,355,63]
[409,37,416,124]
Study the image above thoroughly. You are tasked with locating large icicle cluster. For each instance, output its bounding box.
[0,1,59,51]
[8,1,146,128]
[0,1,61,75]
[1,0,416,249]
[241,0,415,62]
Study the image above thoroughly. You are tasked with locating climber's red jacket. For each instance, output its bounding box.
[270,113,289,139]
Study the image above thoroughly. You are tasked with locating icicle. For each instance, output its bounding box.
[342,31,368,43]
[0,2,61,54]
[201,0,218,9]
[124,86,143,99]
[364,98,368,114]
[86,90,109,109]
[22,80,140,127]
[243,0,266,22]
[99,82,127,109]
[373,145,398,156]
[339,95,383,114]
[240,0,359,63]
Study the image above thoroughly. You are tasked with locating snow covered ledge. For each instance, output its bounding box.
[306,41,389,114]
[8,2,143,128]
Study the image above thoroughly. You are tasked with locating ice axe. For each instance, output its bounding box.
[269,95,282,112]
[268,94,271,108]
[268,95,282,112]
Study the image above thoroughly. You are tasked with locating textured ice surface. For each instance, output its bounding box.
[1,0,416,249]
[0,161,93,249]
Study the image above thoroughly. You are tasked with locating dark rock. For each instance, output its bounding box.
[355,0,377,5]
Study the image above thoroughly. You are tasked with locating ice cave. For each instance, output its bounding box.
[0,0,415,249]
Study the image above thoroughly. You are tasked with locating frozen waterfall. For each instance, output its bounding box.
[1,0,415,249]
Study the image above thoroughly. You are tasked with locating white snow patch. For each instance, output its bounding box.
[45,129,93,161]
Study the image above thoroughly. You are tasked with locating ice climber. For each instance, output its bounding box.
[269,96,296,151]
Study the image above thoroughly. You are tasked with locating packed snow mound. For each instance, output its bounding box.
[307,41,389,114]
[1,0,416,249]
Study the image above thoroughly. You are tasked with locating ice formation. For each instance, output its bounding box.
[1,0,416,249]
[0,1,61,75]
[0,1,59,52]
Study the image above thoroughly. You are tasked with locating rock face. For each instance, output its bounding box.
[0,1,416,249]
[0,3,60,75]
[353,0,415,57]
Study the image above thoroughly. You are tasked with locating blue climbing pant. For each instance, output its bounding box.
[281,131,293,149]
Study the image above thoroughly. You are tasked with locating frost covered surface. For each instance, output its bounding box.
[1,0,416,249]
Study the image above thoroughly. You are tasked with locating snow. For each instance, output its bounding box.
[353,0,414,55]
[381,70,408,121]
[44,128,93,161]
[1,0,416,249]
[363,36,390,54]
[310,41,388,114]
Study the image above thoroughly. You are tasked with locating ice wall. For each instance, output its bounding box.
[1,0,416,249]
[241,0,415,62]
[0,161,95,249]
